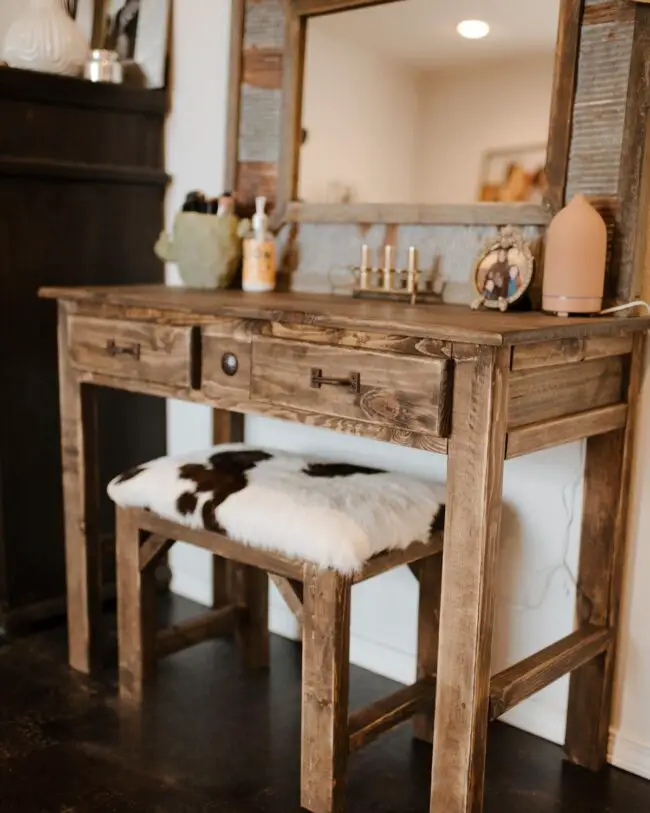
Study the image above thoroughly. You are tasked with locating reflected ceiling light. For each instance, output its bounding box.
[456,19,490,39]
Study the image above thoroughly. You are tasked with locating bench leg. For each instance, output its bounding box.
[233,564,269,669]
[301,567,351,813]
[116,507,157,701]
[413,554,443,743]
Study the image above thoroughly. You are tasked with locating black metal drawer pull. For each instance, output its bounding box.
[310,368,361,394]
[106,339,141,360]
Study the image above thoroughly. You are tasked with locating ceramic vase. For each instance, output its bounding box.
[542,194,608,315]
[3,0,89,77]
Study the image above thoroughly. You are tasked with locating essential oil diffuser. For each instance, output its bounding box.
[542,194,608,316]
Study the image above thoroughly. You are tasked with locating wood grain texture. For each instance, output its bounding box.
[116,507,156,701]
[545,0,584,212]
[565,333,646,770]
[202,319,253,400]
[355,537,443,584]
[612,2,650,301]
[566,7,635,214]
[73,370,450,453]
[251,336,451,437]
[139,534,175,572]
[57,304,103,675]
[284,201,551,227]
[211,410,245,610]
[225,0,246,190]
[489,625,612,720]
[243,48,284,89]
[40,287,650,346]
[348,678,436,754]
[413,554,442,743]
[506,403,628,458]
[508,357,625,428]
[156,606,237,658]
[511,334,633,370]
[301,567,351,813]
[234,565,270,669]
[274,0,305,229]
[257,321,451,358]
[430,346,510,813]
[68,316,193,388]
[137,510,304,581]
[292,0,400,15]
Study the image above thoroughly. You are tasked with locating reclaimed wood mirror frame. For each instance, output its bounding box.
[271,0,584,231]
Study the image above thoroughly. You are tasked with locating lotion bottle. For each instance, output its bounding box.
[242,196,276,292]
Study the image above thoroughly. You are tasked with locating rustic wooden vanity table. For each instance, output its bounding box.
[41,283,648,813]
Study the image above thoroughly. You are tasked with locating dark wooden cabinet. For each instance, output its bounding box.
[0,67,168,632]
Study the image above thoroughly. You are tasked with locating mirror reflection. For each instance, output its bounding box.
[298,0,560,206]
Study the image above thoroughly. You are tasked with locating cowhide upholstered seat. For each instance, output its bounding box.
[108,443,445,573]
[108,444,445,813]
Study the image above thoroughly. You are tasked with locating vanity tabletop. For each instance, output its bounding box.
[39,285,650,346]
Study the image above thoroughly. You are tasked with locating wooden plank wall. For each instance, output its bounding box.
[233,0,648,303]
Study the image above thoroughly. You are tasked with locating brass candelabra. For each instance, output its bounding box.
[352,245,444,305]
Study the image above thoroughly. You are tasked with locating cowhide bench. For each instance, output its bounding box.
[108,444,445,813]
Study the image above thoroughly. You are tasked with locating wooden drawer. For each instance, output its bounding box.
[68,316,194,388]
[251,337,451,437]
[202,319,252,400]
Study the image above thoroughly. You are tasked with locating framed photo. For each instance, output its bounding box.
[471,226,534,312]
[100,0,170,88]
[477,144,547,204]
[67,0,170,88]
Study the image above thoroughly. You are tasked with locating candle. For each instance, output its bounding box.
[383,245,394,290]
[360,244,370,289]
[407,247,417,294]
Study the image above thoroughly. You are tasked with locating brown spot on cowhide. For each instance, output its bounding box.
[175,449,273,532]
[176,491,198,516]
[115,465,146,484]
[303,462,385,478]
[430,506,445,536]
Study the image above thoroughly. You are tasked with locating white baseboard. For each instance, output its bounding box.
[609,731,650,780]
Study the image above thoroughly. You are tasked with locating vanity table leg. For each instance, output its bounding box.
[430,346,509,813]
[565,334,645,770]
[57,303,102,675]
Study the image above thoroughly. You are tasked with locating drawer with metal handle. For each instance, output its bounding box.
[67,315,194,388]
[251,336,452,438]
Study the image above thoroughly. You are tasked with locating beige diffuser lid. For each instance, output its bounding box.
[542,194,608,314]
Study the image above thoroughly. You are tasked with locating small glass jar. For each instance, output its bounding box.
[84,49,123,84]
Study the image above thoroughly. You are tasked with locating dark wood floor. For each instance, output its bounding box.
[0,597,648,813]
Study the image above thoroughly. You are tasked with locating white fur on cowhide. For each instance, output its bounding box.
[107,444,445,574]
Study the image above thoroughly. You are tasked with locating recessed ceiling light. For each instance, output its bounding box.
[457,19,490,39]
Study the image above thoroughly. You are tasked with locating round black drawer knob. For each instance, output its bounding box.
[221,352,239,376]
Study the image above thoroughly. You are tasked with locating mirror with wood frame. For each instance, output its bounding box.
[274,0,581,229]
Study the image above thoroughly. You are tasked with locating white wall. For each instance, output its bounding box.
[167,0,650,781]
[612,344,650,778]
[416,55,555,204]
[299,24,419,204]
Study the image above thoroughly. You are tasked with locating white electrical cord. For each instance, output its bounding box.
[600,300,650,315]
